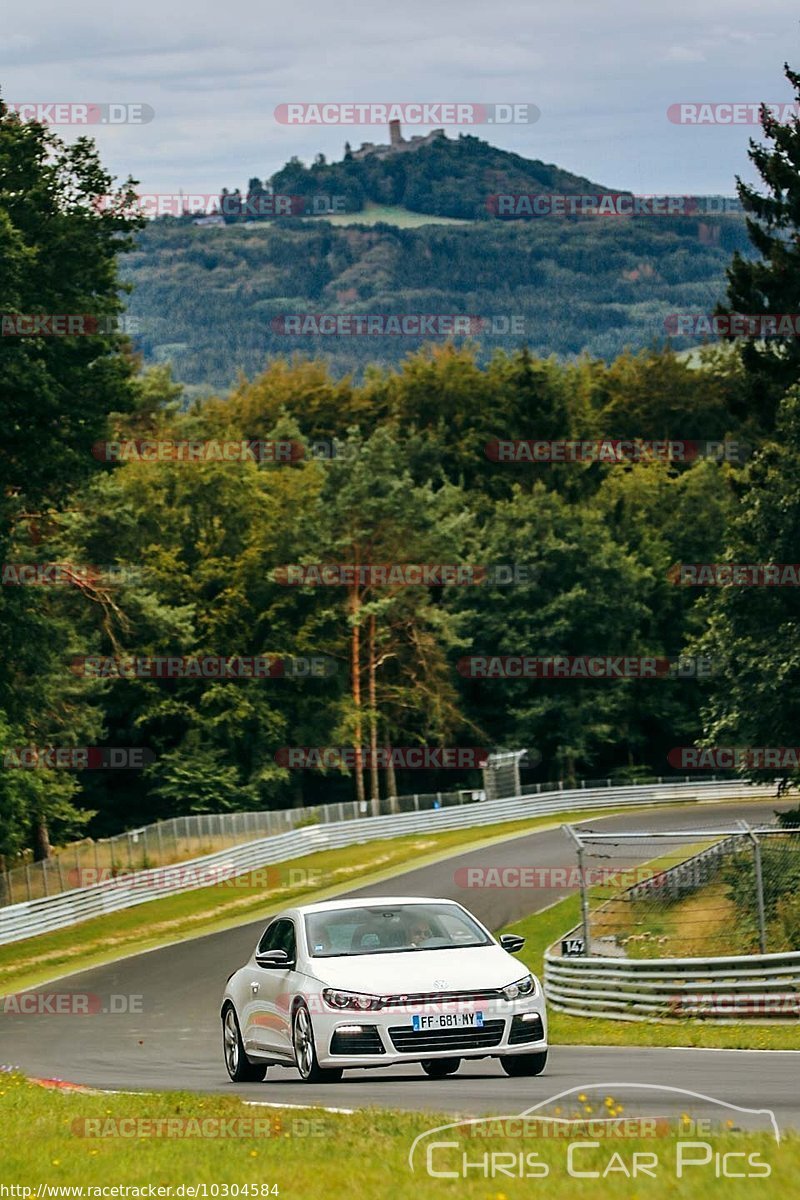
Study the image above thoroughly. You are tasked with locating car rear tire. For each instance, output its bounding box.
[500,1050,548,1077]
[222,1005,267,1082]
[293,1003,343,1083]
[421,1058,461,1078]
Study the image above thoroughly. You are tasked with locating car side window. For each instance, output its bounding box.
[257,919,296,961]
[257,920,281,954]
[276,919,297,963]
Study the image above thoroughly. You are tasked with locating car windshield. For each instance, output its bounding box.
[304,903,491,957]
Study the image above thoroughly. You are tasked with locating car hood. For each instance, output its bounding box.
[304,944,529,993]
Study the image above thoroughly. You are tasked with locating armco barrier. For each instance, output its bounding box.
[0,779,775,946]
[544,948,800,1020]
[545,820,800,1021]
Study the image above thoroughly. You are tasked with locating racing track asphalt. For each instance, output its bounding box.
[1,796,798,1128]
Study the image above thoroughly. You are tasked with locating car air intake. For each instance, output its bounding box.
[509,1013,544,1044]
[388,1019,505,1054]
[329,1025,386,1055]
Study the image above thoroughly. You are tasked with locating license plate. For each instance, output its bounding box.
[411,1011,484,1030]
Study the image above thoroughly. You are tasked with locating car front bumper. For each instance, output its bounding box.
[313,997,547,1068]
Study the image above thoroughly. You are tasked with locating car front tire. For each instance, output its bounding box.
[222,1005,267,1082]
[500,1050,548,1077]
[292,1002,343,1083]
[421,1058,461,1078]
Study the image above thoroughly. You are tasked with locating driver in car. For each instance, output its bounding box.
[408,917,436,947]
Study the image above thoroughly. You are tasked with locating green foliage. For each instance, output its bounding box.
[123,211,751,388]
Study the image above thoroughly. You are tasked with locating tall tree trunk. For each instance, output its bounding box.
[350,582,365,806]
[385,753,398,814]
[32,816,51,862]
[368,612,380,815]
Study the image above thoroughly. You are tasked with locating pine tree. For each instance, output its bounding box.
[718,64,800,430]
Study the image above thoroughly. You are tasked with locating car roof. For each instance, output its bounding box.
[289,896,462,916]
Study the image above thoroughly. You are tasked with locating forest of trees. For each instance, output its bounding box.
[2,69,800,863]
[124,212,752,388]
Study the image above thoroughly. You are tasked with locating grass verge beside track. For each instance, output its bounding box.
[0,1072,796,1198]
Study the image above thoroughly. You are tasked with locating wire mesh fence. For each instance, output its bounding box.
[0,770,747,908]
[562,818,800,959]
[0,787,485,906]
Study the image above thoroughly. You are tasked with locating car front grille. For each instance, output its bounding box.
[508,1013,544,1044]
[329,1025,386,1055]
[388,1019,505,1054]
[378,988,503,1008]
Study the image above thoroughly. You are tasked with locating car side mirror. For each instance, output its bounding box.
[500,934,525,953]
[255,949,291,968]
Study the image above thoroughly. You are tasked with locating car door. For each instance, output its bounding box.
[241,919,282,1055]
[245,918,297,1058]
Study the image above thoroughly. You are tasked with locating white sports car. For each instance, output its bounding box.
[221,895,547,1083]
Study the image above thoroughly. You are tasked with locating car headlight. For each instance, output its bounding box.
[502,974,536,1001]
[322,988,382,1011]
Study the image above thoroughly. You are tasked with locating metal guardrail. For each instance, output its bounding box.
[545,824,800,1021]
[0,779,775,947]
[544,949,800,1020]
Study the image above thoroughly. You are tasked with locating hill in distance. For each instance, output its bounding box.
[123,131,751,389]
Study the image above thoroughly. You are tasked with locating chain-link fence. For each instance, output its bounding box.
[0,768,741,907]
[563,818,800,958]
[0,787,487,906]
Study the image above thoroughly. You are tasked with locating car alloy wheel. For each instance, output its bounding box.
[292,1002,343,1083]
[222,1005,267,1083]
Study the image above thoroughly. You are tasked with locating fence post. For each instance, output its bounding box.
[564,824,591,955]
[740,821,767,955]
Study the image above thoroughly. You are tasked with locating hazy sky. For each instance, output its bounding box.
[1,0,797,198]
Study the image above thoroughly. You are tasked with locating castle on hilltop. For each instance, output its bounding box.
[346,121,447,162]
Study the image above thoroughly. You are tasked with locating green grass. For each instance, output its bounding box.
[503,895,800,1049]
[0,1072,795,1198]
[309,202,471,227]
